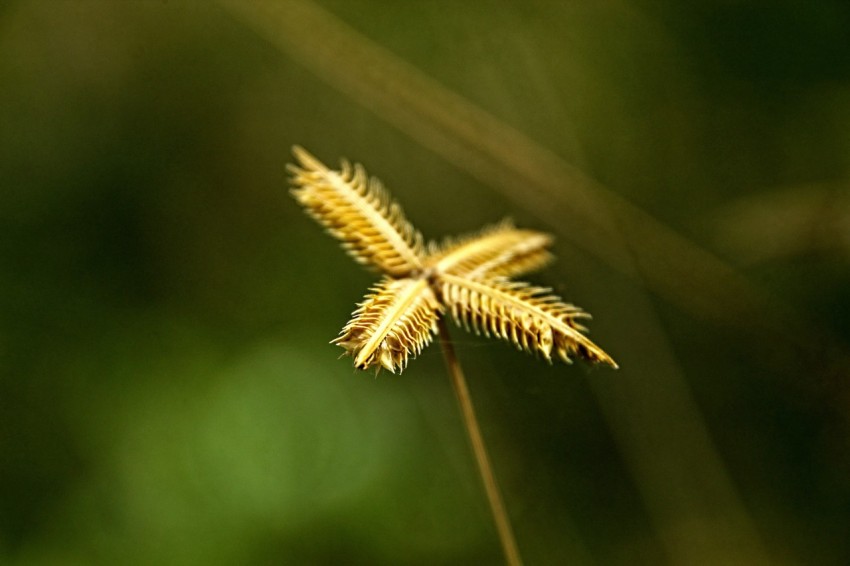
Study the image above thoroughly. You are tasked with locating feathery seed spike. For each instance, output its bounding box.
[289,147,617,371]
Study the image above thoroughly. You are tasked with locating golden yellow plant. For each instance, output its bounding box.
[289,145,617,373]
[290,146,617,566]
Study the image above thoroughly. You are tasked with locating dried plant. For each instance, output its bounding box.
[289,146,617,566]
[289,145,617,373]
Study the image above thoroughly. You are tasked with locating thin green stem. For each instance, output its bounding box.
[437,317,523,566]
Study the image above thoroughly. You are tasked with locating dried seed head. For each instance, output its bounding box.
[332,278,443,373]
[289,146,424,277]
[426,219,554,279]
[290,146,617,372]
[437,273,618,368]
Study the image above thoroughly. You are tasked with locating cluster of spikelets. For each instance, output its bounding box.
[289,146,617,373]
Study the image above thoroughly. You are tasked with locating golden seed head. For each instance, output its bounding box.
[426,219,555,280]
[290,146,617,373]
[289,145,424,277]
[332,278,442,374]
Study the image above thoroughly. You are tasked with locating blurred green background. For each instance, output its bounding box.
[1,1,849,564]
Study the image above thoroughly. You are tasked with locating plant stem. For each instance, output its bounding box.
[437,317,523,566]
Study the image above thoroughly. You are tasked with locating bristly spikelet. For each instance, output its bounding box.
[290,146,617,372]
[437,273,618,368]
[426,219,554,279]
[332,278,443,373]
[288,146,424,277]
[288,147,615,566]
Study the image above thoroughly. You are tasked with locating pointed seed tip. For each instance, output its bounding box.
[291,145,326,170]
[291,144,307,160]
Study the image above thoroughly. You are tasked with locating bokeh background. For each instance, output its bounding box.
[2,1,849,564]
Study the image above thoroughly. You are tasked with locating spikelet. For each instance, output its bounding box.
[332,277,443,373]
[437,273,618,368]
[288,146,424,277]
[290,146,617,372]
[426,219,554,279]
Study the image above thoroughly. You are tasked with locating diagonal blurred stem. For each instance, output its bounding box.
[437,317,523,566]
[212,1,846,563]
